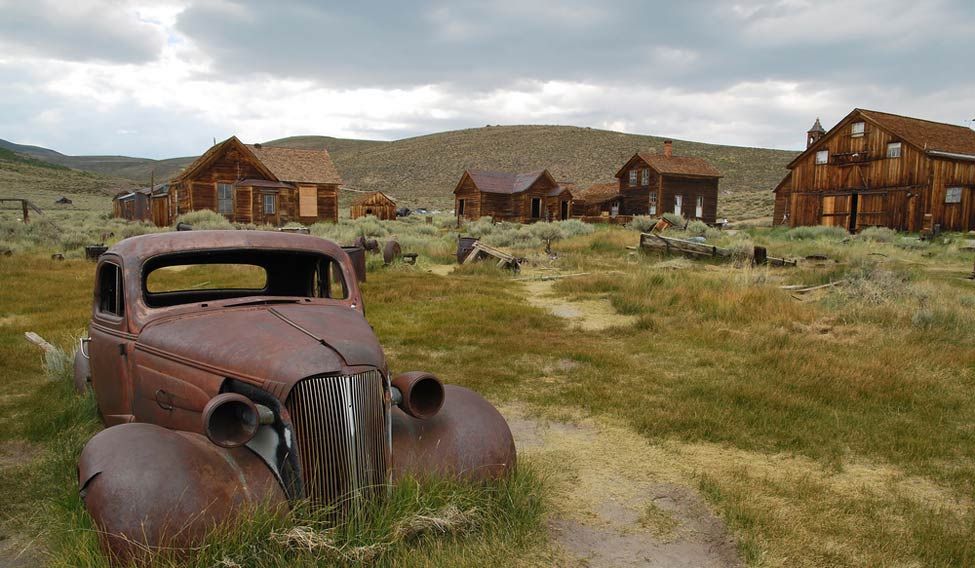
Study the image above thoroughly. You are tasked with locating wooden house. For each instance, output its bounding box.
[113,184,171,225]
[145,136,342,227]
[614,141,721,223]
[350,191,397,220]
[571,182,624,217]
[775,109,975,232]
[453,169,573,223]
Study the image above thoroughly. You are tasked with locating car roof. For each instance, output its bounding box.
[107,230,346,262]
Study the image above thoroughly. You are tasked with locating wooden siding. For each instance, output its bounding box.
[783,110,975,232]
[350,192,397,220]
[617,157,719,223]
[453,171,565,223]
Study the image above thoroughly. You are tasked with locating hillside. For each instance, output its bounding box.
[2,126,799,220]
[266,126,798,219]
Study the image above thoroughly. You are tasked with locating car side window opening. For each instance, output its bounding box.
[97,262,124,317]
[315,259,348,299]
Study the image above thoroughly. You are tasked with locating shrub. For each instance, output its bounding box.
[858,227,897,243]
[465,217,496,238]
[627,216,657,233]
[174,209,234,230]
[529,222,566,253]
[353,216,388,238]
[896,237,929,251]
[784,225,848,241]
[662,212,685,227]
[557,219,594,238]
[687,220,709,236]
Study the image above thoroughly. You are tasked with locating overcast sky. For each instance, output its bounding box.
[0,0,972,158]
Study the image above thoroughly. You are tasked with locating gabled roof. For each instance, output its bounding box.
[858,109,975,157]
[247,144,342,185]
[789,108,975,168]
[615,152,721,178]
[771,172,792,194]
[351,191,396,206]
[463,169,556,194]
[573,182,621,204]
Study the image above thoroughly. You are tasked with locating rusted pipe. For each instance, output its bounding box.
[391,371,444,420]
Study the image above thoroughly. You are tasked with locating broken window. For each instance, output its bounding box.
[217,183,234,214]
[97,262,124,317]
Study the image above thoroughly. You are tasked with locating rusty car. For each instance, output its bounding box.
[73,230,516,562]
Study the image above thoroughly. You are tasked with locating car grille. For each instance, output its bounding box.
[286,370,390,510]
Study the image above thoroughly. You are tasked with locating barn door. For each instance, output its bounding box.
[854,193,887,231]
[820,194,851,229]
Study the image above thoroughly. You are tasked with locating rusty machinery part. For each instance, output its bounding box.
[354,235,380,253]
[382,240,402,265]
[201,393,274,448]
[391,371,444,420]
[391,385,516,482]
[340,245,367,283]
[79,423,287,565]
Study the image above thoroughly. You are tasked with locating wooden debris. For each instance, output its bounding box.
[462,241,520,271]
[639,233,797,267]
[24,332,57,354]
[779,280,846,293]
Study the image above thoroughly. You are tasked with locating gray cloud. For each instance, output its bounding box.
[0,0,164,63]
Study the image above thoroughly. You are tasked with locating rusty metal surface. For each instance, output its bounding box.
[457,236,479,264]
[392,385,516,481]
[391,371,444,420]
[382,240,401,265]
[341,245,367,282]
[79,423,287,565]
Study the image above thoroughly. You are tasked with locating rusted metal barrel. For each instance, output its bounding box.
[457,236,478,264]
[383,240,401,265]
[341,245,367,283]
[84,245,108,261]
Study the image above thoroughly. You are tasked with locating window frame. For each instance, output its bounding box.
[674,194,683,216]
[217,182,234,215]
[641,168,650,186]
[886,141,902,159]
[695,195,704,218]
[96,261,125,319]
[945,187,963,204]
[263,192,277,215]
[628,170,637,186]
[649,192,657,215]
[851,122,865,138]
[815,150,829,165]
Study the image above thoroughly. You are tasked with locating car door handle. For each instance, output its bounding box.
[155,389,175,410]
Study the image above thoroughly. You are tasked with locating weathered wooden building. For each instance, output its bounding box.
[133,136,342,226]
[571,182,624,217]
[614,141,721,223]
[113,184,171,226]
[350,191,397,220]
[774,109,975,232]
[453,169,573,223]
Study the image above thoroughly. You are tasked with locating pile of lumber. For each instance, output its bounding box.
[639,233,796,267]
[462,241,520,270]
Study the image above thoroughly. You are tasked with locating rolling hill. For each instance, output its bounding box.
[1,126,799,220]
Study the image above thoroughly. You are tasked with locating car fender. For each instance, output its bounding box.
[391,385,516,481]
[78,422,286,565]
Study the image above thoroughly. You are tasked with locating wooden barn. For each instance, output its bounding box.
[453,169,573,223]
[350,191,397,220]
[571,182,624,218]
[138,136,342,227]
[614,141,722,223]
[775,109,975,232]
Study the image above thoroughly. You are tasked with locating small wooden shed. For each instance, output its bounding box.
[350,191,397,220]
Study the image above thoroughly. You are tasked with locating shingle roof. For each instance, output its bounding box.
[859,109,975,156]
[466,169,551,194]
[351,191,396,205]
[636,152,722,177]
[247,145,343,185]
[574,182,621,204]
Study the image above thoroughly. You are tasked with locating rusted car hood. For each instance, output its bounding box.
[136,304,384,389]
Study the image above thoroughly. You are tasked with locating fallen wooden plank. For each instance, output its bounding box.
[780,280,846,293]
[25,331,57,354]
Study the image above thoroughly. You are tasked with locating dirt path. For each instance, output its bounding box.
[502,407,741,568]
[521,279,638,331]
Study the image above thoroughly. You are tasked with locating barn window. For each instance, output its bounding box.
[628,170,637,185]
[945,187,963,204]
[887,142,902,158]
[696,195,704,218]
[649,192,657,215]
[815,150,829,165]
[458,199,466,215]
[641,169,650,186]
[263,193,276,214]
[217,183,233,214]
[96,262,124,317]
[674,195,683,216]
[530,197,542,218]
[299,186,318,217]
[851,122,865,137]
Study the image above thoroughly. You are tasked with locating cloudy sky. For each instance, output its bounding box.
[0,0,972,158]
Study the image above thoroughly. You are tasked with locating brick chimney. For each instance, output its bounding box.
[663,140,673,158]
